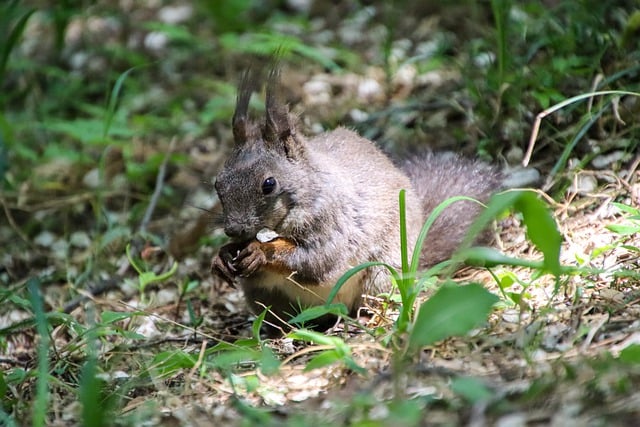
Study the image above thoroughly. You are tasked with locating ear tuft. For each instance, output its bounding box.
[264,67,293,144]
[264,66,306,159]
[232,68,260,145]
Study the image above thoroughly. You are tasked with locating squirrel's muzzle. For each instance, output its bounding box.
[224,223,253,240]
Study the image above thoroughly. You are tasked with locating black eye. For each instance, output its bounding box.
[262,177,276,195]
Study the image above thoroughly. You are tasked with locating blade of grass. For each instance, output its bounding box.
[0,2,35,87]
[524,90,640,166]
[103,65,148,138]
[325,261,400,306]
[549,107,605,178]
[399,190,409,274]
[28,277,49,427]
[410,196,484,274]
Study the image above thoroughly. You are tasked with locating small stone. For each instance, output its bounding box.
[70,231,91,248]
[144,31,169,52]
[357,78,383,102]
[591,150,627,169]
[82,168,101,189]
[571,174,598,194]
[34,231,56,247]
[303,78,331,105]
[158,5,193,24]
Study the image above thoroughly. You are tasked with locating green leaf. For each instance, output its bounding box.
[79,356,108,427]
[287,303,348,325]
[0,370,6,399]
[457,246,545,269]
[150,351,197,377]
[28,277,49,427]
[463,191,563,276]
[288,329,345,348]
[606,224,640,236]
[142,22,198,45]
[619,344,640,364]
[514,192,562,275]
[451,376,494,403]
[611,202,640,215]
[104,66,144,139]
[304,349,343,372]
[0,2,36,87]
[252,308,268,341]
[412,195,484,274]
[409,283,498,350]
[208,349,259,371]
[100,310,138,324]
[259,346,281,376]
[327,261,399,306]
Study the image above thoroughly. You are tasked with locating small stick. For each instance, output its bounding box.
[139,136,177,235]
[523,90,637,167]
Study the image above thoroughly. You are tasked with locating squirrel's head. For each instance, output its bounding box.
[215,67,307,241]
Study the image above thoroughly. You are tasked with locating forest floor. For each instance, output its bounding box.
[1,1,640,426]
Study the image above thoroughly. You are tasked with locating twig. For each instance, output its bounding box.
[62,278,120,313]
[1,190,125,212]
[0,196,33,247]
[139,136,177,236]
[523,90,638,167]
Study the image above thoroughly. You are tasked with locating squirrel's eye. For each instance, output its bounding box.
[262,177,277,195]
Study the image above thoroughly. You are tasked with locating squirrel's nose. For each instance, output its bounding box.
[224,224,248,239]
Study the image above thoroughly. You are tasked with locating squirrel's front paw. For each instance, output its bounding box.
[211,242,245,284]
[234,241,267,277]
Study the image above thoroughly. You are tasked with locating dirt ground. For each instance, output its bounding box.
[1,1,640,426]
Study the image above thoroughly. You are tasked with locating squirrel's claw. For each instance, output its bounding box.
[212,241,247,285]
[235,241,267,277]
[211,254,237,285]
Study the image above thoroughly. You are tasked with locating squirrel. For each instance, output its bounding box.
[212,67,502,331]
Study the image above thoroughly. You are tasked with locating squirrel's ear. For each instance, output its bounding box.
[264,67,304,159]
[232,69,259,146]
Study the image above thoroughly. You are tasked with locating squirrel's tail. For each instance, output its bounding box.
[401,152,503,267]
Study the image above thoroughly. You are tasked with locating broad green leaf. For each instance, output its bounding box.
[304,349,343,372]
[619,344,640,364]
[259,347,281,376]
[288,329,344,348]
[208,349,260,371]
[465,191,562,275]
[606,224,640,236]
[515,192,562,275]
[151,351,197,377]
[409,283,498,349]
[611,202,640,216]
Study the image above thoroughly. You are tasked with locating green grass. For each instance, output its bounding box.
[1,0,639,425]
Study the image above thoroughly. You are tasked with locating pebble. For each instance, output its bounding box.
[158,5,193,24]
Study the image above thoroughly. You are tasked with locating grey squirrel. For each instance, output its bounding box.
[212,67,502,330]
